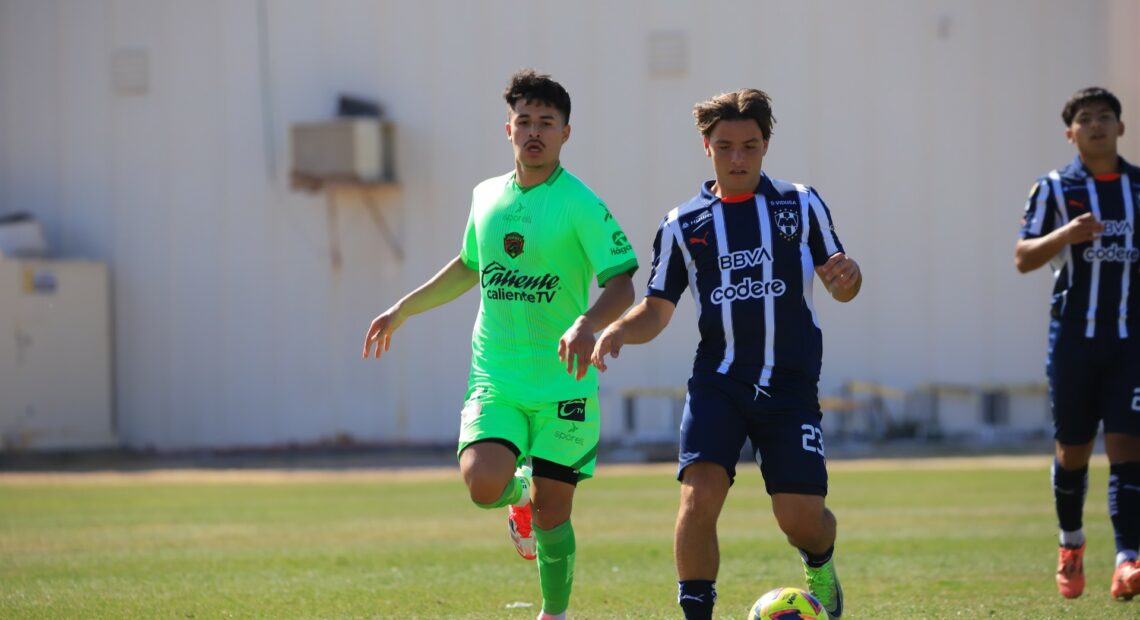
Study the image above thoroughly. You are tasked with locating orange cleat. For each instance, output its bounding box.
[508,502,536,560]
[507,466,536,560]
[1111,560,1140,601]
[1056,544,1085,599]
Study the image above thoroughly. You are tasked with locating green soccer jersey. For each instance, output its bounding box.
[460,165,638,402]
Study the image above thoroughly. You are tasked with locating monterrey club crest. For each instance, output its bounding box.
[504,232,525,258]
[774,209,799,241]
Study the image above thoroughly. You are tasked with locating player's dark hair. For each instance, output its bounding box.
[1062,87,1122,125]
[693,89,775,140]
[503,69,571,124]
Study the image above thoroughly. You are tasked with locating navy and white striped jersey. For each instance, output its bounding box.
[647,174,845,387]
[1020,156,1140,338]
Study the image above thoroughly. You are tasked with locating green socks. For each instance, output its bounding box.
[536,519,576,615]
[473,478,574,615]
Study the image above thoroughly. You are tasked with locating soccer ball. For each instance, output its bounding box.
[747,586,828,619]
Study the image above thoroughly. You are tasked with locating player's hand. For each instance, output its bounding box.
[1061,212,1105,245]
[591,324,625,372]
[362,304,406,360]
[817,252,860,295]
[558,315,597,381]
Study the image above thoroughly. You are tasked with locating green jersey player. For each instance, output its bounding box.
[363,69,636,620]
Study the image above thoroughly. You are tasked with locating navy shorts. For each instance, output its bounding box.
[1047,319,1140,444]
[678,371,828,496]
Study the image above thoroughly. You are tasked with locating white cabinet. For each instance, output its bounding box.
[0,259,115,450]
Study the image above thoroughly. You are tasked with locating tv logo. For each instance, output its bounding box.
[557,398,587,422]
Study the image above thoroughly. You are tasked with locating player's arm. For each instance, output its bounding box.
[1015,212,1104,273]
[815,252,862,303]
[804,189,859,302]
[559,273,635,380]
[590,296,677,372]
[362,255,478,359]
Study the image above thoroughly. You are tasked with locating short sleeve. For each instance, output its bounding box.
[1019,179,1055,240]
[645,216,688,304]
[573,200,639,287]
[805,188,845,266]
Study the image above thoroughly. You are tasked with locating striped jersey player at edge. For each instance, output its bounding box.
[1015,86,1140,602]
[362,70,636,620]
[591,89,861,620]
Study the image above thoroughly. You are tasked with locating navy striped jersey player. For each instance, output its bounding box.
[1020,155,1140,338]
[647,173,844,388]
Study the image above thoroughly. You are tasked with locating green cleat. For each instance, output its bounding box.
[801,555,844,618]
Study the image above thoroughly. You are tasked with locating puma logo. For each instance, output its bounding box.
[689,231,710,247]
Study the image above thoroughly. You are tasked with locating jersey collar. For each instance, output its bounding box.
[511,164,564,193]
[1062,155,1134,180]
[698,173,772,206]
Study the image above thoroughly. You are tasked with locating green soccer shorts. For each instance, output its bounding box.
[456,388,601,479]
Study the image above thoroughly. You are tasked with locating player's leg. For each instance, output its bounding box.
[459,440,522,504]
[674,373,748,620]
[1106,433,1140,600]
[1054,438,1095,548]
[525,397,600,619]
[675,462,731,620]
[1102,346,1140,600]
[1046,318,1100,598]
[771,494,835,553]
[770,494,841,616]
[456,392,535,558]
[751,395,841,618]
[530,461,579,620]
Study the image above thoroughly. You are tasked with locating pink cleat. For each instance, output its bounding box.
[1056,544,1085,599]
[1111,560,1140,601]
[508,466,536,560]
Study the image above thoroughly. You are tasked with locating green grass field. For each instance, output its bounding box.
[1,456,1136,619]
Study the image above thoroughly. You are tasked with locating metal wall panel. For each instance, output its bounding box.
[0,0,1132,449]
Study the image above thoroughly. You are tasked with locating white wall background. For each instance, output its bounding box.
[1,0,1137,450]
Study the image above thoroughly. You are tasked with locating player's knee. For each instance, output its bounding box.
[773,498,829,541]
[1055,440,1096,469]
[532,501,571,530]
[679,479,728,523]
[680,489,720,520]
[775,513,814,542]
[464,472,510,505]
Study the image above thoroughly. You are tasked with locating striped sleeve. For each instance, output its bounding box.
[1019,179,1055,239]
[645,215,688,304]
[806,187,844,265]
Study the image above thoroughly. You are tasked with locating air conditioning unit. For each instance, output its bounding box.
[0,259,115,451]
[290,118,394,183]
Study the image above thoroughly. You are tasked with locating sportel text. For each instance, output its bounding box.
[710,277,786,304]
[553,429,585,446]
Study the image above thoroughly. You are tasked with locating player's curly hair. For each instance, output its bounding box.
[693,89,775,140]
[1062,87,1121,126]
[503,69,571,124]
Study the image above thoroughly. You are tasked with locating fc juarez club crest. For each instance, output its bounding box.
[504,232,525,258]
